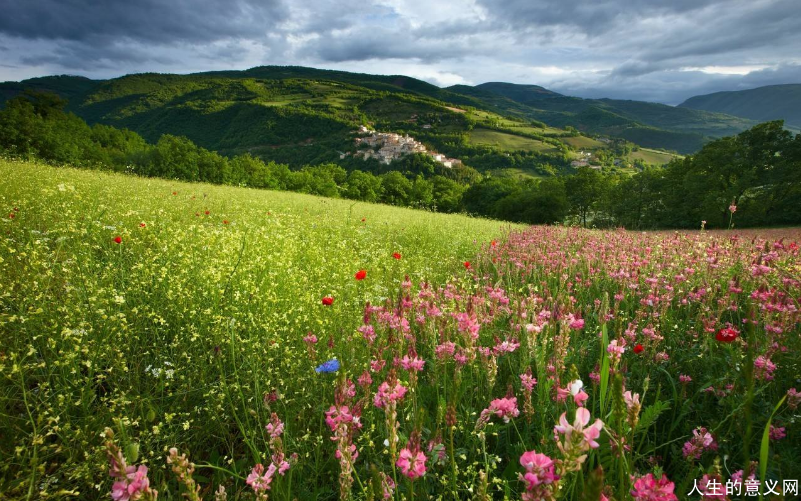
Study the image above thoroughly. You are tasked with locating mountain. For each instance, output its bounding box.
[679,84,801,129]
[475,82,563,102]
[0,68,596,178]
[449,82,756,154]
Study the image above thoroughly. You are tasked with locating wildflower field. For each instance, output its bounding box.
[1,159,800,500]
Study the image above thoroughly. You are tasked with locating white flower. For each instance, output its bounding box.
[569,379,584,396]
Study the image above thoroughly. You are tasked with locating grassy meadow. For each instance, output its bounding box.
[0,160,515,499]
[1,159,800,501]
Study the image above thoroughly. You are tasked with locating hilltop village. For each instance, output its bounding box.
[346,125,463,167]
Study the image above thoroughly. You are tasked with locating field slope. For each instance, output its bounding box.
[0,159,515,497]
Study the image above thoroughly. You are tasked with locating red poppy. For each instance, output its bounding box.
[172,191,177,195]
[355,270,367,281]
[392,252,402,260]
[491,240,497,247]
[716,327,739,343]
[361,218,366,222]
[223,220,230,225]
[464,261,471,269]
[139,222,146,228]
[113,236,122,244]
[633,344,644,354]
[322,296,334,306]
[205,210,210,215]
[8,213,14,219]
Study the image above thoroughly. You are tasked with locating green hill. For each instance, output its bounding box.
[679,84,801,129]
[0,68,584,177]
[452,82,756,154]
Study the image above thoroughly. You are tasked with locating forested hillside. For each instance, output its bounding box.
[2,90,798,229]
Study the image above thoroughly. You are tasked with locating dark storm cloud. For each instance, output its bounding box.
[0,0,288,44]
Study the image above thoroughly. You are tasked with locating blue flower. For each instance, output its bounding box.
[315,358,340,373]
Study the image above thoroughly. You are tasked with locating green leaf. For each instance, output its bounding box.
[635,400,670,433]
[599,323,611,416]
[758,395,786,500]
[124,443,140,464]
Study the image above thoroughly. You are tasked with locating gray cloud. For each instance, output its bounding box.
[0,0,799,104]
[0,0,288,44]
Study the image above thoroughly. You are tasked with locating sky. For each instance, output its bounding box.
[0,0,799,105]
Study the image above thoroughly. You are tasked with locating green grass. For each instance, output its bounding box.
[0,158,518,498]
[468,128,559,153]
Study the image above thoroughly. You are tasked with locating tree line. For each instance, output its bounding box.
[2,91,799,228]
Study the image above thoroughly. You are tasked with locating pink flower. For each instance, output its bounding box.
[567,314,585,330]
[698,474,726,500]
[325,405,361,432]
[555,385,570,403]
[476,397,520,429]
[246,463,276,492]
[682,427,717,460]
[554,407,604,450]
[519,451,558,487]
[569,380,588,407]
[396,447,427,479]
[623,391,641,410]
[373,380,407,408]
[788,388,801,409]
[573,390,589,407]
[519,451,559,501]
[493,337,520,355]
[277,460,291,475]
[399,355,425,372]
[111,465,151,501]
[520,371,537,392]
[769,425,786,441]
[265,413,284,438]
[358,325,376,343]
[630,473,678,501]
[607,339,626,364]
[754,355,777,381]
[435,341,456,359]
[679,374,692,384]
[357,370,372,388]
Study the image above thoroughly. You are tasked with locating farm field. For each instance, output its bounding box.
[468,128,560,153]
[628,148,681,165]
[1,160,800,500]
[562,135,607,150]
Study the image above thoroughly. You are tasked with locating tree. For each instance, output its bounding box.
[462,177,521,217]
[380,171,413,206]
[431,176,465,213]
[344,170,383,202]
[494,177,568,225]
[409,176,434,208]
[564,167,609,227]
